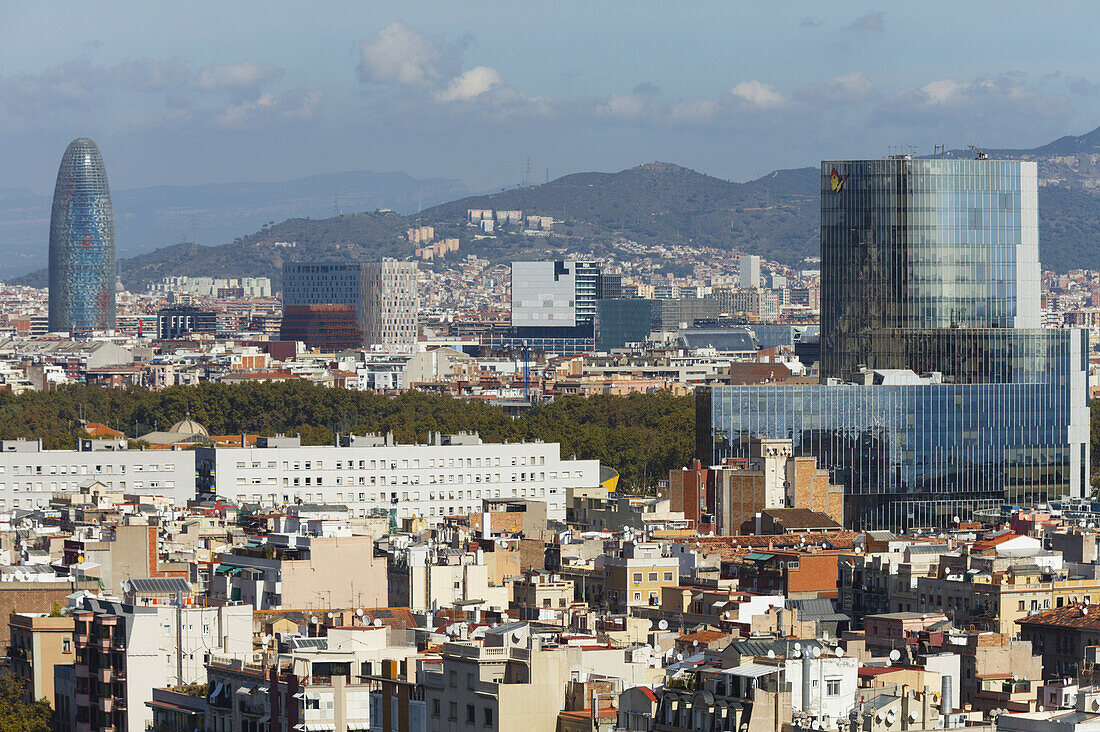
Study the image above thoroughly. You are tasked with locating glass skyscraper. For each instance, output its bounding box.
[821,157,1040,379]
[48,138,116,333]
[698,156,1089,530]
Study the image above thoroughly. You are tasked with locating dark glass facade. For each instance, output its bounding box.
[699,342,1088,530]
[821,158,1039,379]
[595,299,656,351]
[698,156,1087,531]
[48,138,116,332]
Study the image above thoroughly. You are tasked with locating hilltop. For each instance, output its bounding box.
[0,169,467,280]
[13,124,1100,288]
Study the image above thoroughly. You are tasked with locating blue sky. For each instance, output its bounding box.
[3,1,1100,192]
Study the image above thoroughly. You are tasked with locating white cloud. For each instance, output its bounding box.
[435,66,503,102]
[918,79,967,105]
[197,62,282,92]
[597,93,646,118]
[797,71,876,104]
[218,88,322,128]
[357,22,466,88]
[668,99,719,124]
[729,80,787,109]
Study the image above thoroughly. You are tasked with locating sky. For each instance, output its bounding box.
[4,1,1100,193]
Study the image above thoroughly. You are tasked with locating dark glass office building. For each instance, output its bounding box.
[821,157,1040,379]
[595,299,656,351]
[48,138,116,332]
[698,156,1088,530]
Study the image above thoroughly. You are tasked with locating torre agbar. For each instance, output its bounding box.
[698,156,1090,531]
[48,137,116,333]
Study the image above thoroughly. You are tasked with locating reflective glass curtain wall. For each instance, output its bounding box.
[48,138,116,333]
[821,158,1040,379]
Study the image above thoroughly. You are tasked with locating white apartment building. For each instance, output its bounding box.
[0,439,197,512]
[363,259,419,351]
[196,433,600,523]
[73,593,252,732]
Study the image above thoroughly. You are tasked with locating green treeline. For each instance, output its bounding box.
[0,383,695,490]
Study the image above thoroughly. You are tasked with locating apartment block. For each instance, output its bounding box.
[197,433,600,523]
[71,595,252,732]
[7,613,74,707]
[0,439,197,511]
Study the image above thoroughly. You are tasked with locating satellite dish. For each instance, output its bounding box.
[676,653,684,661]
[794,643,802,652]
[659,620,669,631]
[889,649,901,662]
[311,615,319,624]
[811,646,821,658]
[373,618,383,627]
[326,612,334,619]
[693,640,699,647]
[811,721,820,730]
[953,515,961,524]
[767,650,776,659]
[356,609,364,617]
[835,647,844,658]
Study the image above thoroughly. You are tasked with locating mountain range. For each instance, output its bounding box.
[0,170,468,280]
[11,125,1100,288]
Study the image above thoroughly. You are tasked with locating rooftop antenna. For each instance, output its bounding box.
[192,214,198,246]
[334,194,339,216]
[968,145,988,160]
[934,144,946,159]
[525,155,532,188]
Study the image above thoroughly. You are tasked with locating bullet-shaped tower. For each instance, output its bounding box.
[48,138,116,332]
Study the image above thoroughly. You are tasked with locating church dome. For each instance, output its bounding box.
[168,417,208,437]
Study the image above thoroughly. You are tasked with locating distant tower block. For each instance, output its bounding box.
[48,138,116,332]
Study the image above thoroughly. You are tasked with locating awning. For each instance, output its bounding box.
[209,681,223,702]
[745,553,774,561]
[258,715,270,724]
[236,685,254,695]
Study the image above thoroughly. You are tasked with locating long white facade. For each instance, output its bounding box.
[0,439,197,512]
[197,435,599,522]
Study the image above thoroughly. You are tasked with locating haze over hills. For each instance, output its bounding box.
[0,170,468,280]
[12,125,1100,288]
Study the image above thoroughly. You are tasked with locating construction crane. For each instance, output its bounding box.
[968,145,988,160]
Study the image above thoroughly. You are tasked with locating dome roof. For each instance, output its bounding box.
[168,417,208,437]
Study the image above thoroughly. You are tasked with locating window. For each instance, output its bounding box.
[632,572,642,583]
[826,680,841,696]
[467,673,475,690]
[432,700,440,717]
[664,572,674,582]
[484,708,494,726]
[648,572,658,582]
[62,638,72,654]
[467,705,476,724]
[449,702,457,720]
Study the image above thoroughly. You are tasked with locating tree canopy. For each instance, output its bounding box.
[0,673,52,732]
[0,382,695,490]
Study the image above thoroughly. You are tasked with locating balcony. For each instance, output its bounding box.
[75,665,89,679]
[96,637,112,652]
[97,668,112,683]
[75,723,90,732]
[98,697,113,713]
[75,633,89,648]
[75,693,89,708]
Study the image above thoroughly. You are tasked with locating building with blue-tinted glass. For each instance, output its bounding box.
[698,156,1089,531]
[48,138,116,333]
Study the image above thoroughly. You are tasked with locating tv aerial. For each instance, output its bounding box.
[968,145,988,160]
